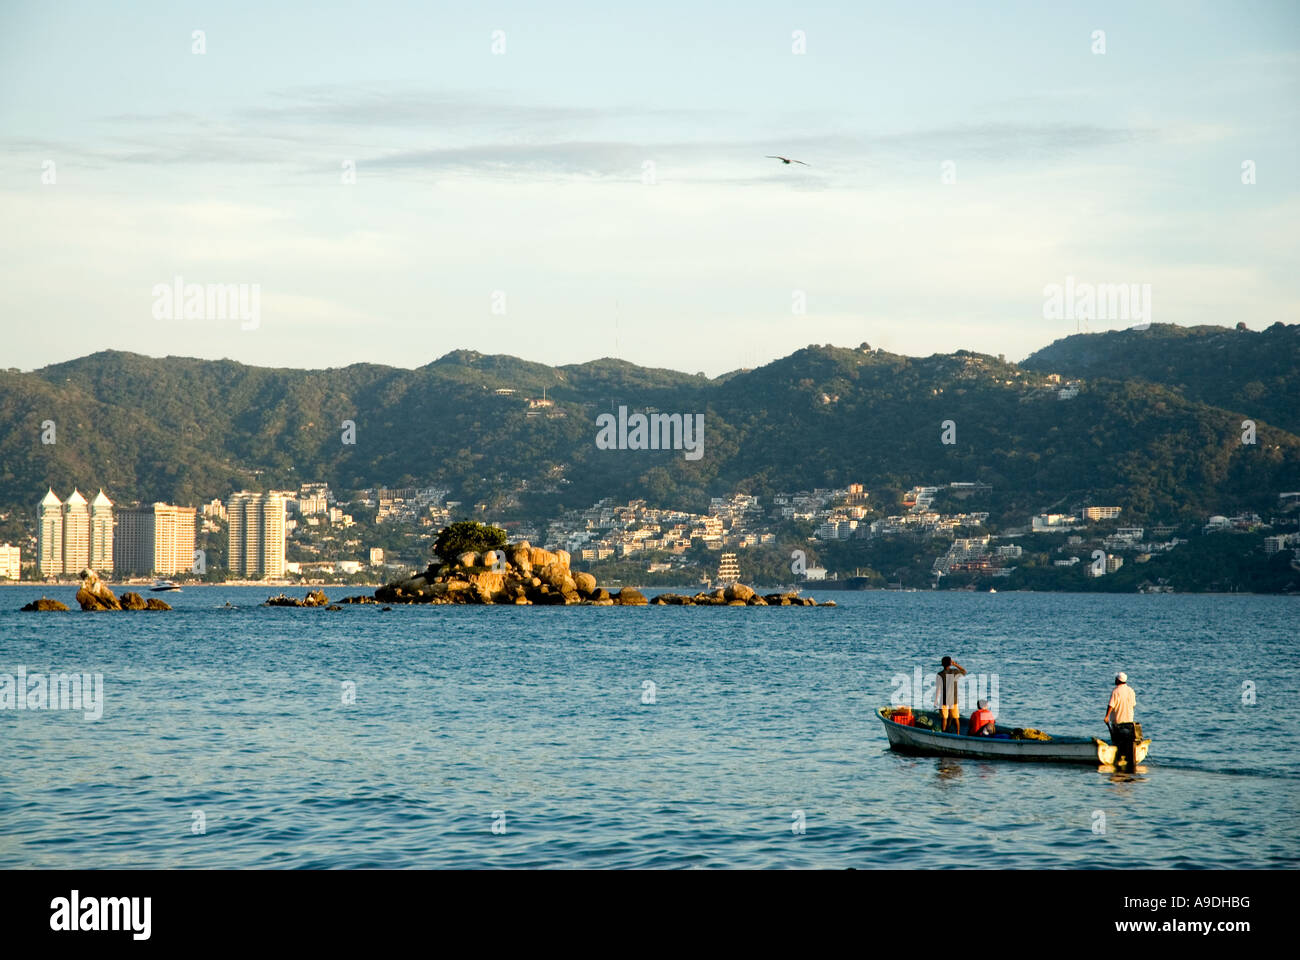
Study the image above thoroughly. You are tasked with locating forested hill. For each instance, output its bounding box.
[1021,322,1300,434]
[1,324,1297,525]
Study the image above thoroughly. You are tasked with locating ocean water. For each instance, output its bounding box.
[1,586,1296,869]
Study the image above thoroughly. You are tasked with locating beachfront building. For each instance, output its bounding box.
[115,502,198,575]
[226,491,287,577]
[37,489,63,576]
[0,543,20,579]
[36,487,111,576]
[61,489,90,573]
[90,489,114,571]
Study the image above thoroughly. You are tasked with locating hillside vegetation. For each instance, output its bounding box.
[1,325,1296,528]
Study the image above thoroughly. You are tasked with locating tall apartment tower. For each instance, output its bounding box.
[114,503,198,575]
[37,489,63,576]
[717,552,740,585]
[226,492,286,578]
[61,488,90,574]
[90,489,114,572]
[160,504,197,575]
[36,487,114,576]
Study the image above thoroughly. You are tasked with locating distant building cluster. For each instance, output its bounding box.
[547,499,701,563]
[34,488,199,577]
[868,482,992,538]
[17,462,1292,588]
[1263,533,1299,554]
[36,488,114,576]
[1033,506,1122,531]
[22,479,403,581]
[543,492,785,567]
[354,486,445,526]
[1203,512,1261,534]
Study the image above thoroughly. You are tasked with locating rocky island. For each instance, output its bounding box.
[19,568,172,611]
[334,524,831,607]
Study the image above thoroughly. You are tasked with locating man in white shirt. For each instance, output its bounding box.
[1103,672,1138,768]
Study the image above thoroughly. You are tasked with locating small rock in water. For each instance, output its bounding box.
[21,596,69,612]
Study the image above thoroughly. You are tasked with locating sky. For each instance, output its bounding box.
[1,0,1297,376]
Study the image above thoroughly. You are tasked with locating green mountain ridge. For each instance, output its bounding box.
[1022,322,1300,434]
[1,326,1297,529]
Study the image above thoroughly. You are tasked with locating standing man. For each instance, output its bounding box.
[935,656,967,734]
[1104,672,1138,768]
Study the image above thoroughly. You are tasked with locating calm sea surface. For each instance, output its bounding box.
[1,586,1296,869]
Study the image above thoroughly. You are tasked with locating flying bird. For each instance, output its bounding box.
[766,155,809,165]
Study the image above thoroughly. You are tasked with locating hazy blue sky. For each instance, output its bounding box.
[1,0,1296,375]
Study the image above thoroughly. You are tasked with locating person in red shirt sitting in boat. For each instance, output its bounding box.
[968,698,996,736]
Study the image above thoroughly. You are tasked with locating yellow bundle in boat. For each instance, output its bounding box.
[1011,728,1052,741]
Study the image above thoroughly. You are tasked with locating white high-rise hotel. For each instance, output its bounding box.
[226,492,286,577]
[37,488,114,576]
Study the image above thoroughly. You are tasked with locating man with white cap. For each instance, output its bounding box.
[1104,672,1138,768]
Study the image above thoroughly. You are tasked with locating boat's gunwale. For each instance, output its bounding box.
[875,707,1094,745]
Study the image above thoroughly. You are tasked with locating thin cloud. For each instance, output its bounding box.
[4,85,1150,185]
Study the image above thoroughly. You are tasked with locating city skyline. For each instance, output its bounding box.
[9,474,1292,591]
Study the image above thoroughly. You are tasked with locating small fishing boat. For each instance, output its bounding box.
[149,579,182,593]
[877,707,1150,767]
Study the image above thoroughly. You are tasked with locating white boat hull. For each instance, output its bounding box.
[878,709,1150,766]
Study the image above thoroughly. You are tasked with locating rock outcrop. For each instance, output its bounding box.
[21,578,171,612]
[265,590,330,607]
[647,589,827,606]
[372,541,607,606]
[368,541,831,607]
[126,591,168,610]
[21,596,69,611]
[75,568,121,611]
